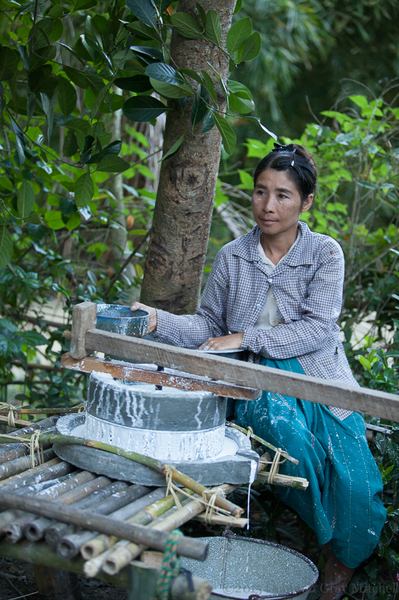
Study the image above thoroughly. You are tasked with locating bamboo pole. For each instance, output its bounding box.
[0,492,209,561]
[256,471,309,490]
[0,447,55,481]
[24,471,99,542]
[103,496,209,576]
[0,433,244,518]
[4,480,128,544]
[57,483,153,558]
[80,488,179,561]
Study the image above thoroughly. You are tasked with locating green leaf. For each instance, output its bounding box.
[229,93,254,114]
[201,110,215,134]
[0,46,19,81]
[145,62,192,94]
[91,83,110,119]
[65,212,81,231]
[169,13,203,39]
[74,0,97,10]
[0,177,13,192]
[57,76,77,118]
[26,92,36,126]
[17,181,36,219]
[236,31,261,63]
[123,95,169,122]
[40,92,54,142]
[150,78,193,99]
[126,21,161,42]
[246,116,277,140]
[21,330,47,345]
[212,112,236,155]
[201,70,217,104]
[66,118,92,135]
[226,17,252,54]
[87,140,122,163]
[74,171,94,207]
[0,225,13,269]
[44,210,65,230]
[160,134,185,161]
[126,0,157,28]
[358,356,372,371]
[114,74,152,92]
[191,84,209,126]
[234,0,242,14]
[130,45,164,62]
[196,2,206,25]
[96,155,130,172]
[28,65,58,96]
[204,10,221,46]
[180,69,205,86]
[11,120,25,166]
[63,66,90,89]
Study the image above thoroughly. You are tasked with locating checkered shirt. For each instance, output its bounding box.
[155,221,357,420]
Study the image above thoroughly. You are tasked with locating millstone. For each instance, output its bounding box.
[54,372,258,486]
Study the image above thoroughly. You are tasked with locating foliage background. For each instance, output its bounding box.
[0,1,398,598]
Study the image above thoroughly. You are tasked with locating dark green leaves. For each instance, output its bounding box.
[227,18,252,53]
[226,18,261,64]
[228,80,254,114]
[114,75,152,93]
[212,111,236,155]
[126,0,157,28]
[0,46,19,81]
[74,171,94,207]
[57,76,77,118]
[17,181,36,219]
[169,13,203,39]
[160,134,185,161]
[0,224,13,269]
[146,62,194,98]
[123,96,169,122]
[204,11,221,46]
[96,155,130,173]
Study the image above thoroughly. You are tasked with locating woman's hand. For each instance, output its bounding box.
[131,301,157,334]
[199,332,244,351]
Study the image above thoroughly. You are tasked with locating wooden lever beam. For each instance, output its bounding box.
[61,353,261,401]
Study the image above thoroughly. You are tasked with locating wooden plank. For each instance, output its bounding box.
[61,353,261,401]
[84,330,399,422]
[70,302,97,359]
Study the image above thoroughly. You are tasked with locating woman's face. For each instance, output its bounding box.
[252,168,313,240]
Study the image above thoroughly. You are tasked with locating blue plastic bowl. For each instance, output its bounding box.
[96,304,149,338]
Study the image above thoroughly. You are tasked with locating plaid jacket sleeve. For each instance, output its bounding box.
[153,250,230,348]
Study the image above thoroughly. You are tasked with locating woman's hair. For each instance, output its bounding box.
[253,143,317,201]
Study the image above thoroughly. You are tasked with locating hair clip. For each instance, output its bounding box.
[273,143,296,166]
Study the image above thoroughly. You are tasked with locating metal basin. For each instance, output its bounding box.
[96,304,149,337]
[181,535,318,600]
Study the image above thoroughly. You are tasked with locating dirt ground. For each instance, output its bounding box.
[0,556,128,600]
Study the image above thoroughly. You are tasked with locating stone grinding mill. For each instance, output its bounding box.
[58,303,260,486]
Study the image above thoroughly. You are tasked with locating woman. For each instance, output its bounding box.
[131,144,386,600]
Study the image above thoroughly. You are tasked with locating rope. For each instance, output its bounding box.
[165,467,182,509]
[156,530,182,600]
[163,467,230,519]
[266,448,287,485]
[0,402,19,427]
[29,430,43,469]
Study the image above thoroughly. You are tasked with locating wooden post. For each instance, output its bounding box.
[70,302,97,359]
[128,562,212,600]
[33,564,82,600]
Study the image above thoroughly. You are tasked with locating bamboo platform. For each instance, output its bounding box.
[0,417,251,600]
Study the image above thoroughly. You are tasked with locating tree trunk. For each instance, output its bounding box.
[140,0,235,314]
[108,106,136,289]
